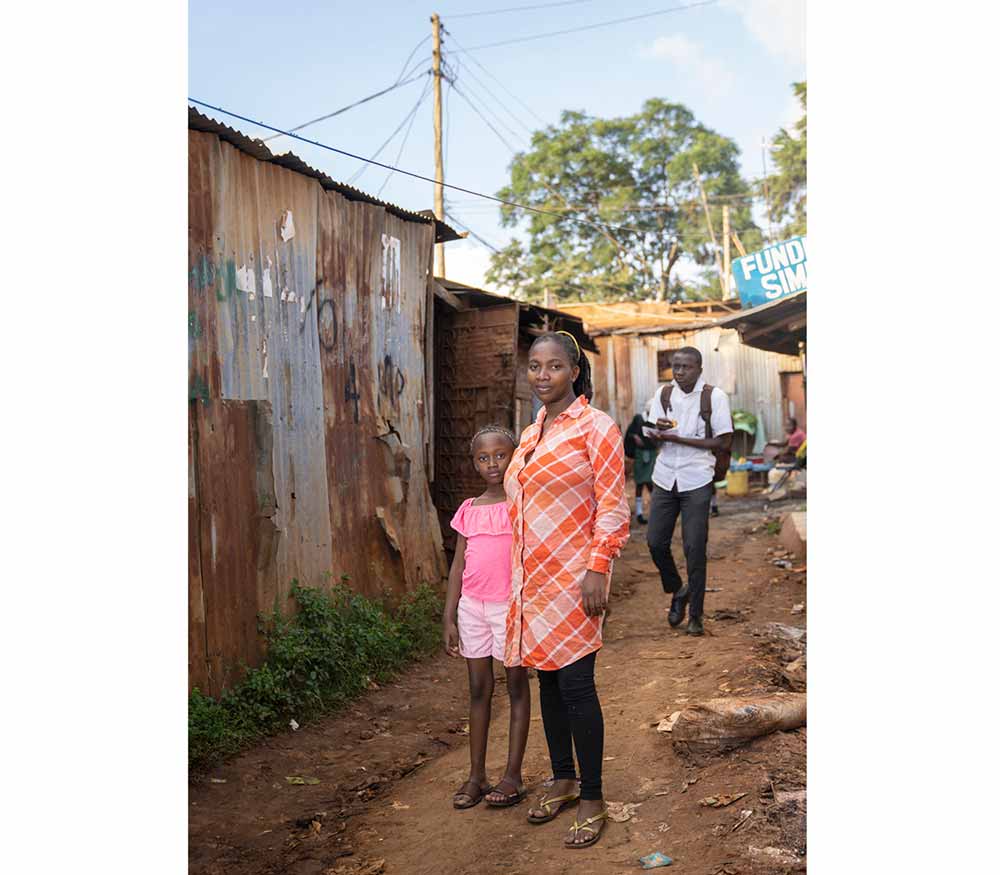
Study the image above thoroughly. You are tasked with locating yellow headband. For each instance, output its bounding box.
[555,330,581,360]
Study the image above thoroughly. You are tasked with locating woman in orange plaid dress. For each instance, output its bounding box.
[503,331,630,849]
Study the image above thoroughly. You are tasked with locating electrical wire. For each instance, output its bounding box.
[445,208,503,252]
[263,71,429,143]
[348,76,433,185]
[448,67,528,149]
[450,83,524,155]
[444,28,547,127]
[394,35,431,83]
[188,97,659,238]
[376,78,432,197]
[448,0,719,52]
[443,46,535,136]
[446,0,597,18]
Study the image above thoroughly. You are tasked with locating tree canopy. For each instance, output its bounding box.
[764,81,807,237]
[485,98,763,304]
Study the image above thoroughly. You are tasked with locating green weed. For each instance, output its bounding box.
[765,519,783,536]
[188,580,442,772]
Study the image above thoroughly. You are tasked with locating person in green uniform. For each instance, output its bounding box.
[624,414,657,524]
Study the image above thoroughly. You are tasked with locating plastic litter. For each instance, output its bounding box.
[640,851,673,868]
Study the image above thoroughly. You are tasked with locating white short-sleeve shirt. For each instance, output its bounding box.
[643,376,733,492]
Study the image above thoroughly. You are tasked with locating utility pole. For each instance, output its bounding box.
[432,13,446,279]
[721,204,731,300]
[692,161,726,296]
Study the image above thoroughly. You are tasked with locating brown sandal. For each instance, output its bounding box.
[453,780,491,810]
[485,778,527,808]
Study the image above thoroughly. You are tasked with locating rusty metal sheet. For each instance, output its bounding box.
[612,335,634,430]
[590,335,613,416]
[433,303,519,554]
[188,107,461,242]
[190,399,277,696]
[316,193,446,599]
[188,130,333,609]
[189,124,450,690]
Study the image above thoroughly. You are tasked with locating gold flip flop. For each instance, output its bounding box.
[564,807,609,849]
[526,791,580,824]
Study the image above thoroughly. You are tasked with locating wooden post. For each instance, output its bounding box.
[432,13,445,279]
[692,161,726,294]
[722,204,731,299]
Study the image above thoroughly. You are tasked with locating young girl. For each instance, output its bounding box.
[443,425,531,810]
[504,331,629,849]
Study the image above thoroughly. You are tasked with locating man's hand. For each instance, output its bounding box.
[443,617,460,657]
[580,569,609,617]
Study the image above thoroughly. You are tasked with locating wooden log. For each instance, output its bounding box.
[672,693,806,754]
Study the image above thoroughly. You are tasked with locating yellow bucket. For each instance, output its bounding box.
[727,469,749,497]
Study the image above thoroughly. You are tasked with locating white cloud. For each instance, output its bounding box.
[640,34,736,98]
[721,0,806,67]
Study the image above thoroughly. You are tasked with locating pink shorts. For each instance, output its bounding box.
[457,595,511,662]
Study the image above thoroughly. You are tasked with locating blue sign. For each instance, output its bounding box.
[733,236,807,309]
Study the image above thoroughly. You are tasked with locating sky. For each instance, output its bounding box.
[189,0,805,292]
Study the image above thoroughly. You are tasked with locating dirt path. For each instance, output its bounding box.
[190,496,806,875]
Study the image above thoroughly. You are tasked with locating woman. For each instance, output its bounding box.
[624,414,657,524]
[503,330,630,849]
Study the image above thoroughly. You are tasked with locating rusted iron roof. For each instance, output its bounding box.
[189,106,462,243]
[434,278,598,353]
[714,290,806,356]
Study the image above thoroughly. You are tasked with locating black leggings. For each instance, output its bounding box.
[536,650,604,801]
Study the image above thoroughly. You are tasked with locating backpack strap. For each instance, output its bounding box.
[660,383,674,415]
[700,384,714,439]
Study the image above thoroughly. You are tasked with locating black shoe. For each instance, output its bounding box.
[667,585,689,627]
[686,615,704,636]
[711,506,720,517]
[636,514,647,525]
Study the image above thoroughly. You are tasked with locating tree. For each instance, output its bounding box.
[484,99,763,303]
[764,82,807,237]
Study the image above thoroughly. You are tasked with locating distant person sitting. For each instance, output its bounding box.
[767,418,806,464]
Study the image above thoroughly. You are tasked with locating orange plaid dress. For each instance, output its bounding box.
[503,396,630,670]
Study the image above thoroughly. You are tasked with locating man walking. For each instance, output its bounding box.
[644,348,733,636]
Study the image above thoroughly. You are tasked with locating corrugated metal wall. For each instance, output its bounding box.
[189,129,445,694]
[590,327,802,442]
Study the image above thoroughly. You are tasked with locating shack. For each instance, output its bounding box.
[188,108,461,695]
[430,279,594,553]
[558,301,804,456]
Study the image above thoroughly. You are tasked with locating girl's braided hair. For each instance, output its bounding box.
[470,424,517,453]
[529,331,594,401]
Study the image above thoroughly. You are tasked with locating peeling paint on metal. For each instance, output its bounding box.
[262,255,273,298]
[189,125,448,692]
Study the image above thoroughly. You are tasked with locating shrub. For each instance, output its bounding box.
[189,580,442,771]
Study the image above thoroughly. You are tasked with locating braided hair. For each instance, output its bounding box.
[470,424,517,454]
[529,331,593,401]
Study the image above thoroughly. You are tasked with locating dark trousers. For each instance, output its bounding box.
[646,481,713,619]
[536,650,604,801]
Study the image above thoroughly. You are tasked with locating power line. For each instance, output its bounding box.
[447,64,529,149]
[444,29,547,127]
[394,35,431,83]
[443,45,535,136]
[189,97,659,238]
[448,0,719,52]
[446,1,597,20]
[445,208,503,252]
[450,83,524,155]
[348,76,433,185]
[263,71,429,143]
[376,78,432,197]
